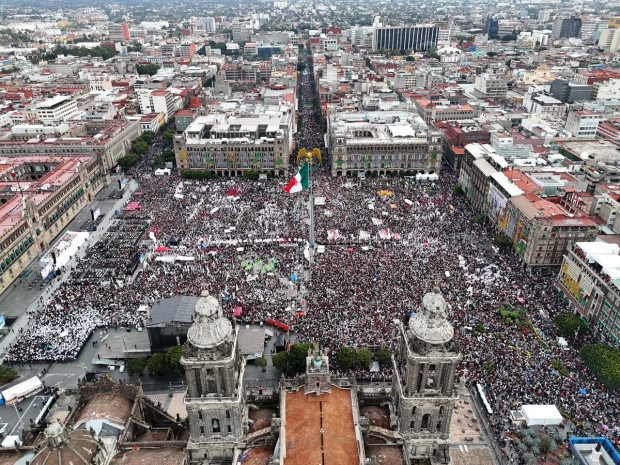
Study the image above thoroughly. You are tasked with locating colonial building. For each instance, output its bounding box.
[392,286,461,464]
[0,156,106,295]
[327,110,443,177]
[181,291,248,464]
[174,111,292,177]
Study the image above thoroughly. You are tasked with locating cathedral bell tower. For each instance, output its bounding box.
[391,286,461,464]
[181,291,247,464]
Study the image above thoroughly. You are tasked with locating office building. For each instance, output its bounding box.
[473,75,507,99]
[372,25,439,51]
[484,18,499,37]
[550,79,593,103]
[565,110,601,139]
[203,17,216,33]
[35,96,78,123]
[599,28,620,53]
[552,17,582,39]
[109,22,130,42]
[138,89,176,121]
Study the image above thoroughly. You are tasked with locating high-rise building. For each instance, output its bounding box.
[484,18,499,37]
[552,16,582,39]
[599,28,620,53]
[181,291,247,464]
[203,17,216,33]
[391,286,461,464]
[372,25,439,51]
[109,22,130,42]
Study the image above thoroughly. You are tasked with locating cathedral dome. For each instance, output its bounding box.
[409,286,454,344]
[187,291,233,349]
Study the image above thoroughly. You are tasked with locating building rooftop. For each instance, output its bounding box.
[284,386,358,465]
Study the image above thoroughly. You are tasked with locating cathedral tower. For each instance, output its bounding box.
[181,291,247,464]
[391,286,461,464]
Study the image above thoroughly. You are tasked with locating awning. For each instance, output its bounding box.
[36,229,41,235]
[10,254,15,260]
[15,249,20,255]
[267,318,289,332]
[155,247,169,252]
[1,263,5,269]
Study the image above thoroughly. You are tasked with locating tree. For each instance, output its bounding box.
[356,349,374,369]
[405,56,415,61]
[131,138,149,156]
[127,358,147,375]
[580,344,620,389]
[163,130,175,144]
[136,63,160,76]
[147,353,167,376]
[487,51,498,57]
[166,346,184,375]
[484,361,495,372]
[272,351,289,371]
[296,62,306,72]
[255,357,268,369]
[243,171,260,180]
[337,347,356,370]
[493,234,512,251]
[117,154,140,171]
[506,59,512,67]
[555,313,588,338]
[141,131,156,144]
[288,343,314,374]
[376,349,392,366]
[501,34,518,41]
[453,185,463,196]
[0,366,18,382]
[539,435,556,455]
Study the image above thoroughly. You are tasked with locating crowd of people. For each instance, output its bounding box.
[4,55,619,459]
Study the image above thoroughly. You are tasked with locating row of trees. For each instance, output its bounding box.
[116,131,156,171]
[45,45,118,61]
[269,343,392,374]
[127,346,184,376]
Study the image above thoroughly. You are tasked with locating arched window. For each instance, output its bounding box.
[439,406,445,415]
[412,406,417,416]
[421,414,430,430]
[226,410,230,419]
[198,411,203,420]
[212,418,220,433]
[410,421,415,429]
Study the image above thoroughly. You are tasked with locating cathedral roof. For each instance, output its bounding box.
[186,291,233,349]
[409,286,454,344]
[30,429,100,465]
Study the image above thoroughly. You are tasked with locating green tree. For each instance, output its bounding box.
[166,346,184,375]
[376,349,392,366]
[453,185,463,196]
[506,59,512,67]
[131,138,149,156]
[501,34,518,41]
[243,170,260,180]
[163,130,175,144]
[141,131,156,144]
[255,357,268,369]
[493,234,512,251]
[136,63,160,76]
[117,154,140,171]
[272,351,289,371]
[487,51,498,57]
[337,347,356,370]
[127,358,147,375]
[580,344,620,389]
[147,353,167,376]
[555,313,588,338]
[356,349,374,369]
[0,365,18,382]
[296,62,306,72]
[288,343,314,374]
[180,170,212,179]
[484,361,495,372]
[405,56,415,61]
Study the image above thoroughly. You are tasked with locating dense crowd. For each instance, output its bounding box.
[5,56,619,459]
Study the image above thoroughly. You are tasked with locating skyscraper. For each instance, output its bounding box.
[372,25,439,51]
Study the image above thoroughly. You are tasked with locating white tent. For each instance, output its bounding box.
[1,376,43,404]
[520,405,563,426]
[155,168,171,176]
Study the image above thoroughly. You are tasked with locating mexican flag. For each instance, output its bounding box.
[283,163,309,194]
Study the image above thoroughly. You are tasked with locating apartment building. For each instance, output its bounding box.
[138,89,176,121]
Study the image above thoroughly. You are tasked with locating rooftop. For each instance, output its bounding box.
[284,386,358,465]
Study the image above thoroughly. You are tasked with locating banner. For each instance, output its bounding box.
[487,184,508,221]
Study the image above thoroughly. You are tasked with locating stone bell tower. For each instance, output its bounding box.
[391,286,461,465]
[181,291,247,464]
